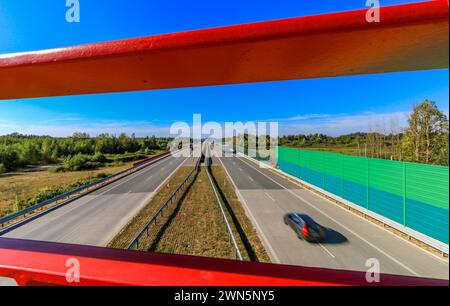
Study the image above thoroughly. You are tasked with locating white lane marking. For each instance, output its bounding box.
[105,157,188,245]
[238,167,243,171]
[97,154,179,196]
[247,176,254,182]
[318,243,336,258]
[145,175,153,182]
[214,151,281,263]
[250,156,450,265]
[98,160,171,196]
[239,157,421,277]
[264,192,276,202]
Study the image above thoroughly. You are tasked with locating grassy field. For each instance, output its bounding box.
[0,152,160,217]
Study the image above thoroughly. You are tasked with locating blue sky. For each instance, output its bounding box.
[0,0,448,137]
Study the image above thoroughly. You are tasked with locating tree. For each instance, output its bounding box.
[402,100,449,165]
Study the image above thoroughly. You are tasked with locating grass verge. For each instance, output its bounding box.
[108,165,193,249]
[209,165,271,263]
[110,163,270,262]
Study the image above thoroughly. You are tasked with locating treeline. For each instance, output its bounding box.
[0,132,171,173]
[280,100,449,166]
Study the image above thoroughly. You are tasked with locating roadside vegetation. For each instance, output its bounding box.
[279,100,449,165]
[233,100,448,166]
[0,160,137,218]
[110,163,270,262]
[209,165,270,262]
[108,165,194,249]
[0,132,170,217]
[0,132,171,173]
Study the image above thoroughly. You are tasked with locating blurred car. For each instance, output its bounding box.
[283,213,326,242]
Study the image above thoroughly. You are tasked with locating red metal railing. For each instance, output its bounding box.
[0,0,448,100]
[0,0,448,286]
[1,238,447,286]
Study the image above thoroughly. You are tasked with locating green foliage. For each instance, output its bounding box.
[25,174,108,207]
[0,133,171,173]
[63,153,92,171]
[0,163,6,174]
[401,100,449,165]
[91,152,108,163]
[278,101,448,166]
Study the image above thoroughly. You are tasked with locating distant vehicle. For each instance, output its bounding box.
[226,146,236,154]
[283,213,326,242]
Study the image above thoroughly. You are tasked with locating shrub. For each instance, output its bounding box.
[91,152,108,163]
[0,163,6,174]
[63,153,92,171]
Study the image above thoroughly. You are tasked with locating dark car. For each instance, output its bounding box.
[283,213,326,242]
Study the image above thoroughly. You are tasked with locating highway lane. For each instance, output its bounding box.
[216,152,449,280]
[3,153,187,246]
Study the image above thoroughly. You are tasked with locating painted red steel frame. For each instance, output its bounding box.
[0,1,449,286]
[0,0,448,100]
[0,238,448,286]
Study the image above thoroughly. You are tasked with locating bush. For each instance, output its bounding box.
[26,173,108,206]
[63,153,92,171]
[0,163,6,174]
[27,186,69,206]
[91,152,108,163]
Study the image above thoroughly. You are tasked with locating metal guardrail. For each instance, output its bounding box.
[0,152,171,231]
[205,166,243,261]
[127,156,201,250]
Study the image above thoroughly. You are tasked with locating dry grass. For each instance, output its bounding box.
[209,165,271,263]
[149,166,235,259]
[131,166,236,259]
[0,163,134,217]
[108,166,193,249]
[109,164,270,262]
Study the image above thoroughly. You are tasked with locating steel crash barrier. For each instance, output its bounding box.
[0,151,172,235]
[0,0,448,286]
[127,156,201,250]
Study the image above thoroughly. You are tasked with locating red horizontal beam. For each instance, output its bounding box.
[0,238,447,286]
[0,0,448,100]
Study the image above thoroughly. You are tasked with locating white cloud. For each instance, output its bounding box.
[275,111,410,136]
[0,119,171,137]
[0,110,425,138]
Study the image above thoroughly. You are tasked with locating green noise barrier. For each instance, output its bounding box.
[276,146,449,245]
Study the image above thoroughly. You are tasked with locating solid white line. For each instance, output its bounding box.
[105,157,188,245]
[97,155,173,196]
[213,150,281,263]
[264,192,276,202]
[239,157,421,277]
[318,243,336,258]
[253,155,449,263]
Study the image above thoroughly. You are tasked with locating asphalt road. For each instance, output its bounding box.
[3,153,187,246]
[215,151,449,280]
